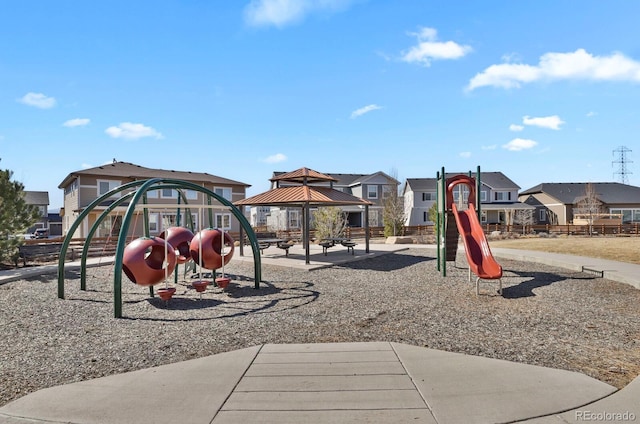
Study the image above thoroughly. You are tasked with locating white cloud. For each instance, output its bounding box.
[522,115,564,130]
[503,138,538,151]
[18,92,56,109]
[509,124,524,132]
[244,0,355,28]
[105,122,163,140]
[81,163,93,169]
[586,111,597,117]
[468,49,640,90]
[401,27,472,67]
[350,104,382,119]
[263,153,287,163]
[459,151,471,158]
[63,118,90,128]
[481,144,497,150]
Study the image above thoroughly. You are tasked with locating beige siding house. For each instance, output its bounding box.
[58,161,250,238]
[519,182,640,225]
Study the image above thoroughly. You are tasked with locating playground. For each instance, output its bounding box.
[2,246,640,409]
[2,175,640,415]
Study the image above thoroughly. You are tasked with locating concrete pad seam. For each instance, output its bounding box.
[389,342,439,423]
[207,344,265,424]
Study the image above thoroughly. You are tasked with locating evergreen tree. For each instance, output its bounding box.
[0,166,40,265]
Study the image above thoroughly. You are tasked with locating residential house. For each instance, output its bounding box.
[403,172,534,226]
[24,191,50,234]
[58,161,250,238]
[519,182,640,225]
[262,171,399,230]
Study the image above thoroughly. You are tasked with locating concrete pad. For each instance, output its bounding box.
[260,341,392,352]
[221,389,427,411]
[0,346,260,424]
[558,374,640,423]
[235,374,416,391]
[245,361,407,376]
[212,409,437,423]
[253,350,399,364]
[392,343,617,424]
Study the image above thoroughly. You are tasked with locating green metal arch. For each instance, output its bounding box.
[57,178,262,318]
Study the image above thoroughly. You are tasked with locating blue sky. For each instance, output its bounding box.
[2,1,639,210]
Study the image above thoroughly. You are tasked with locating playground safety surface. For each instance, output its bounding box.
[1,245,639,423]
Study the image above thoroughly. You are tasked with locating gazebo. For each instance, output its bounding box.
[234,167,372,264]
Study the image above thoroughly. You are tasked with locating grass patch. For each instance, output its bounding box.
[489,236,640,265]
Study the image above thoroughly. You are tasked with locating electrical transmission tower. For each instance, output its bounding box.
[612,146,633,184]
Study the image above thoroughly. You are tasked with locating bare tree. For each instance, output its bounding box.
[383,169,405,237]
[312,207,347,240]
[574,183,603,236]
[514,209,535,235]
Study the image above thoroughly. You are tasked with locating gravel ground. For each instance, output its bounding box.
[1,248,640,407]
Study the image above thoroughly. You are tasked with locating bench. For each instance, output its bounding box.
[319,241,334,256]
[341,240,357,255]
[17,243,64,266]
[276,241,294,257]
[258,242,270,254]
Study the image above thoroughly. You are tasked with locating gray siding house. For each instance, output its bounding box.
[263,171,399,230]
[403,172,533,226]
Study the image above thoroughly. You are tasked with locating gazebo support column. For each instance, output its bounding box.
[304,202,311,264]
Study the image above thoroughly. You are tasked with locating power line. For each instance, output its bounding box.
[612,146,633,185]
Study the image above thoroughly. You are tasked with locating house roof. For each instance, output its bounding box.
[24,191,50,205]
[58,161,250,189]
[520,182,640,204]
[405,172,519,193]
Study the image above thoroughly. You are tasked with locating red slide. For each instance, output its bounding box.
[451,203,503,281]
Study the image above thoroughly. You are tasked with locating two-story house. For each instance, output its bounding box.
[58,161,250,238]
[403,172,534,226]
[262,170,399,230]
[24,191,50,234]
[519,182,640,225]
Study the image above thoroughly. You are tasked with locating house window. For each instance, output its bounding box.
[539,209,546,222]
[494,191,511,201]
[215,213,231,230]
[185,190,198,200]
[289,210,300,228]
[98,180,121,197]
[422,192,434,201]
[146,190,159,199]
[382,185,393,198]
[149,213,159,232]
[480,191,487,202]
[453,189,469,202]
[481,210,487,223]
[161,188,176,198]
[367,185,378,199]
[611,208,640,223]
[214,187,232,201]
